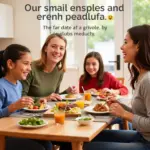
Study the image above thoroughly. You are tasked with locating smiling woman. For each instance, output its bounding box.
[84,24,150,150]
[21,33,78,102]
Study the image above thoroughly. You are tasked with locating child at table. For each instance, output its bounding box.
[79,51,130,130]
[79,51,128,95]
[0,44,52,150]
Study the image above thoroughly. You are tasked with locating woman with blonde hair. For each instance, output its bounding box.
[21,33,78,101]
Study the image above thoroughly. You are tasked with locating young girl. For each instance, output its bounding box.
[0,44,52,150]
[84,24,150,150]
[79,51,128,95]
[0,45,33,117]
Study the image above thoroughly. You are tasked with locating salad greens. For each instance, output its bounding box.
[19,117,45,126]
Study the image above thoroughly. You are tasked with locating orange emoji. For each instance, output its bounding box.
[107,15,114,20]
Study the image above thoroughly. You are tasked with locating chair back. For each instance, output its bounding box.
[117,77,124,84]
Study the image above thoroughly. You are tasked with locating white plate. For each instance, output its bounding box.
[92,94,99,96]
[17,120,48,128]
[84,105,110,114]
[96,95,121,101]
[91,92,99,96]
[23,105,50,112]
[60,94,82,101]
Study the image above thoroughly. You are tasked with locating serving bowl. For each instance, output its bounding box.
[75,116,94,126]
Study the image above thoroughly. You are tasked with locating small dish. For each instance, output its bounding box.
[60,94,82,101]
[75,116,94,126]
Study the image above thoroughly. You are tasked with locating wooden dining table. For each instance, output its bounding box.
[0,94,131,150]
[0,117,112,150]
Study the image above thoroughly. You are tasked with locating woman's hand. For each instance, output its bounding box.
[67,86,78,94]
[109,103,126,118]
[38,98,47,104]
[46,93,62,101]
[106,97,120,107]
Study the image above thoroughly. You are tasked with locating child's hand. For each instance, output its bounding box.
[14,97,33,110]
[87,88,97,93]
[103,88,110,91]
[111,89,120,95]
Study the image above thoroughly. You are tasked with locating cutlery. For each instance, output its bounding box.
[101,101,107,106]
[82,86,85,93]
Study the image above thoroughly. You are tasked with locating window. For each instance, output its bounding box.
[87,0,115,73]
[48,0,124,77]
[49,0,75,67]
[133,0,150,25]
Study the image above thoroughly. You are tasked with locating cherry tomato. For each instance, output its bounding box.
[99,95,105,98]
[33,106,39,109]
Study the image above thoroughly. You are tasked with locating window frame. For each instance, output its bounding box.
[48,0,125,77]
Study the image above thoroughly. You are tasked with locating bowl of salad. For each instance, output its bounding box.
[75,116,94,126]
[18,117,48,128]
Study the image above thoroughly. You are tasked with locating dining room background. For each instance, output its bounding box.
[0,0,149,93]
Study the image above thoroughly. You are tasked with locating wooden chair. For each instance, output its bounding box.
[117,77,124,84]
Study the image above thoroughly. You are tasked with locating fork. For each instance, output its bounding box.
[96,101,107,111]
[101,101,107,106]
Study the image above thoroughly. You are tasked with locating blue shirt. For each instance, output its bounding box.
[0,78,22,118]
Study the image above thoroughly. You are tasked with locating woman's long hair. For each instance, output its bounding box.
[81,51,104,86]
[128,24,150,89]
[36,33,67,72]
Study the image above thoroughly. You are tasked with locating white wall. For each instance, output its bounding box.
[0,0,41,60]
[0,3,13,38]
[0,0,80,90]
[60,68,80,92]
[0,0,130,92]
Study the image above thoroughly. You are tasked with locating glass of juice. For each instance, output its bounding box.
[84,91,91,101]
[54,110,65,125]
[76,100,84,109]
